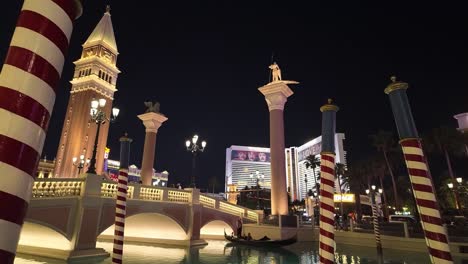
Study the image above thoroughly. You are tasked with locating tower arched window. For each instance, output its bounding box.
[98,70,102,78]
[109,76,112,84]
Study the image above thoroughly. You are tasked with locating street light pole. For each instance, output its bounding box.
[88,98,119,174]
[448,177,466,215]
[72,154,89,177]
[185,135,206,188]
[366,185,384,264]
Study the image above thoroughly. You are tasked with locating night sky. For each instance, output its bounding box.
[1,1,467,191]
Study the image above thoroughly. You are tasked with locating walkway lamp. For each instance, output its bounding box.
[88,98,119,174]
[72,154,90,176]
[185,134,206,188]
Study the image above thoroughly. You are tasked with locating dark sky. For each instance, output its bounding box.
[1,1,467,191]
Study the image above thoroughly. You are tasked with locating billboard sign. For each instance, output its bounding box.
[297,142,321,162]
[231,150,270,162]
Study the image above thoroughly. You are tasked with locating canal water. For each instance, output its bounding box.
[14,240,467,264]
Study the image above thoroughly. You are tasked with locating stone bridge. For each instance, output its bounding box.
[17,174,261,261]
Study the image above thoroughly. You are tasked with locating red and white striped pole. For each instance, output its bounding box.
[0,1,82,263]
[112,134,132,264]
[318,99,339,264]
[385,77,453,263]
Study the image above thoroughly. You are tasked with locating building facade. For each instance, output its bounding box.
[54,9,120,178]
[225,133,346,202]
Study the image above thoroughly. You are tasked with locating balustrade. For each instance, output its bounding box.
[140,187,163,201]
[101,181,134,198]
[199,194,216,208]
[32,179,84,198]
[168,190,190,203]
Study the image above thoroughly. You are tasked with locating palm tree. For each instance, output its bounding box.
[335,163,347,215]
[346,161,367,223]
[371,158,389,218]
[370,130,400,210]
[427,126,465,212]
[304,154,321,193]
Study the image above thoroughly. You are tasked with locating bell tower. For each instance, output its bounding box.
[54,6,120,178]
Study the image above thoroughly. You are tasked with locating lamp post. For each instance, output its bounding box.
[185,135,206,188]
[88,98,119,174]
[72,154,90,176]
[250,170,264,210]
[366,185,383,263]
[448,177,466,215]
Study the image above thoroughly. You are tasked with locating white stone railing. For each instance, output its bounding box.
[32,178,84,198]
[199,194,216,208]
[247,210,259,222]
[219,201,245,216]
[140,186,163,201]
[168,189,190,203]
[31,177,261,222]
[101,181,134,199]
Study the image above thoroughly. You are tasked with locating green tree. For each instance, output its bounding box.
[304,155,321,189]
[370,130,400,210]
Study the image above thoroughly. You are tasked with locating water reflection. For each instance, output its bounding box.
[15,240,459,264]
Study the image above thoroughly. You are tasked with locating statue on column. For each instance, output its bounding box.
[144,101,160,113]
[269,62,282,82]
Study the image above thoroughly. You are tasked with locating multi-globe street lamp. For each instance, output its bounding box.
[88,98,119,174]
[185,135,206,188]
[366,185,384,263]
[72,154,90,176]
[250,170,265,209]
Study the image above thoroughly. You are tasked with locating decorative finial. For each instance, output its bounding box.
[328,98,333,104]
[390,76,397,83]
[124,132,128,137]
[106,5,111,13]
[384,76,409,94]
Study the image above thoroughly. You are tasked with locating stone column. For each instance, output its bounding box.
[138,112,168,186]
[258,82,294,216]
[0,1,82,263]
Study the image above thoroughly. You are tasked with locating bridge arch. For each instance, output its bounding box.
[200,207,238,236]
[19,221,71,250]
[99,213,188,241]
[200,220,234,238]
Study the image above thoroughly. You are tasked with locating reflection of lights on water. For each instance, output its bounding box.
[97,241,185,262]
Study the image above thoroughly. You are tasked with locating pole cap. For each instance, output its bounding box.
[384,76,409,94]
[320,98,339,112]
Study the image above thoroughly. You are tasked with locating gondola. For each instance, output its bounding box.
[224,230,297,247]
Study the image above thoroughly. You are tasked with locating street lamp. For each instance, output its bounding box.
[87,98,119,174]
[366,185,384,264]
[250,170,264,209]
[185,134,206,188]
[72,154,90,176]
[447,177,466,215]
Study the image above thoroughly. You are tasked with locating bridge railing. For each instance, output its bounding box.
[32,178,85,198]
[199,193,261,223]
[101,180,135,199]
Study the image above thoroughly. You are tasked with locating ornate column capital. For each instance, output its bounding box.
[137,112,168,133]
[258,81,294,111]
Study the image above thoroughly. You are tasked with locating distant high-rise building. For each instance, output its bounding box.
[54,9,120,177]
[225,133,347,202]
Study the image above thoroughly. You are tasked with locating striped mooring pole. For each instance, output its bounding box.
[0,1,82,263]
[369,188,383,263]
[318,99,339,264]
[385,77,453,263]
[112,133,133,264]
